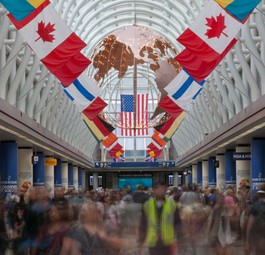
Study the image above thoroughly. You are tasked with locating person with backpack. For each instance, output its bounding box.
[245,184,265,255]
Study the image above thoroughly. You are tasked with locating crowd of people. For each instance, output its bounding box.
[0,181,264,255]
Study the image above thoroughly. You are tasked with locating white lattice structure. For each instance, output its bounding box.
[0,0,265,165]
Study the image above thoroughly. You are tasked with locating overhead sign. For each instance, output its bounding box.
[94,161,175,168]
[233,152,251,160]
[45,158,57,166]
[118,173,153,177]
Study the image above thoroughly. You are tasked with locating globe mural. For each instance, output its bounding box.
[90,25,181,130]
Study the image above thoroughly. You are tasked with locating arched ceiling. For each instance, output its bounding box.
[0,0,265,166]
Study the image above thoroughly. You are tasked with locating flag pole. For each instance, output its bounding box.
[133,57,137,162]
[133,0,137,162]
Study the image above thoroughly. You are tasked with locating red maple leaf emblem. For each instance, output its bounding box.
[205,13,228,39]
[35,21,55,43]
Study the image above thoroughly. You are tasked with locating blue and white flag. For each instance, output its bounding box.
[64,72,102,111]
[165,69,205,110]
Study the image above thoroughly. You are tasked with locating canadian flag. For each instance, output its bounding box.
[177,0,242,63]
[8,0,89,85]
[176,39,236,83]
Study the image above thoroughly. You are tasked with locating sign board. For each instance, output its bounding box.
[32,155,39,165]
[94,161,175,169]
[118,173,153,177]
[233,152,251,160]
[45,158,57,166]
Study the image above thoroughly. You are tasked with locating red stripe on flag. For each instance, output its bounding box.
[177,28,221,63]
[158,96,184,118]
[129,112,133,136]
[121,111,134,136]
[89,116,110,137]
[109,143,123,157]
[136,94,148,136]
[42,33,87,74]
[176,50,215,83]
[82,97,107,121]
[53,52,91,86]
[158,116,177,136]
[176,39,237,83]
[147,142,162,157]
[121,112,124,136]
[143,94,146,135]
[138,94,141,135]
[8,0,50,29]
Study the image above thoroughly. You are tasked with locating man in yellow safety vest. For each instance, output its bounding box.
[138,182,182,255]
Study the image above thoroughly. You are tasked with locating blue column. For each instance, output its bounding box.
[0,142,18,196]
[33,152,45,186]
[54,159,62,188]
[208,157,216,187]
[251,138,265,196]
[68,164,73,189]
[78,167,82,190]
[197,162,202,187]
[225,150,236,188]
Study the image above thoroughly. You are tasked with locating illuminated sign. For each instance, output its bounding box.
[94,161,175,168]
[44,158,57,166]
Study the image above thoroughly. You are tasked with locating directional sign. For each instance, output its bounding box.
[94,161,175,168]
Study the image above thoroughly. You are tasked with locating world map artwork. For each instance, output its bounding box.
[91,25,182,128]
[92,32,181,83]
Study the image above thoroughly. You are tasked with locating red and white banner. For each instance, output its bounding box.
[177,0,242,63]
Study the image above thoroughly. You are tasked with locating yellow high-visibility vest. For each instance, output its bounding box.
[143,198,177,247]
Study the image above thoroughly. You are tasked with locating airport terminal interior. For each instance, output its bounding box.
[1,0,265,254]
[0,0,265,193]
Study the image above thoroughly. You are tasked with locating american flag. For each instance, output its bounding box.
[120,94,148,136]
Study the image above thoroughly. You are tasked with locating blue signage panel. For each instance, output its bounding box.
[94,161,175,168]
[233,152,251,160]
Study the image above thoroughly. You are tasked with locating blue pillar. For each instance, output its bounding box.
[54,159,62,188]
[68,164,73,189]
[0,142,18,196]
[225,150,236,188]
[208,157,216,188]
[197,162,202,187]
[78,167,82,190]
[33,152,45,186]
[251,138,265,196]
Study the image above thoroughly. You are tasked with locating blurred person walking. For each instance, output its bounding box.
[245,184,265,255]
[17,187,50,255]
[207,193,239,255]
[179,184,210,255]
[60,203,135,255]
[139,182,182,255]
[32,200,70,255]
